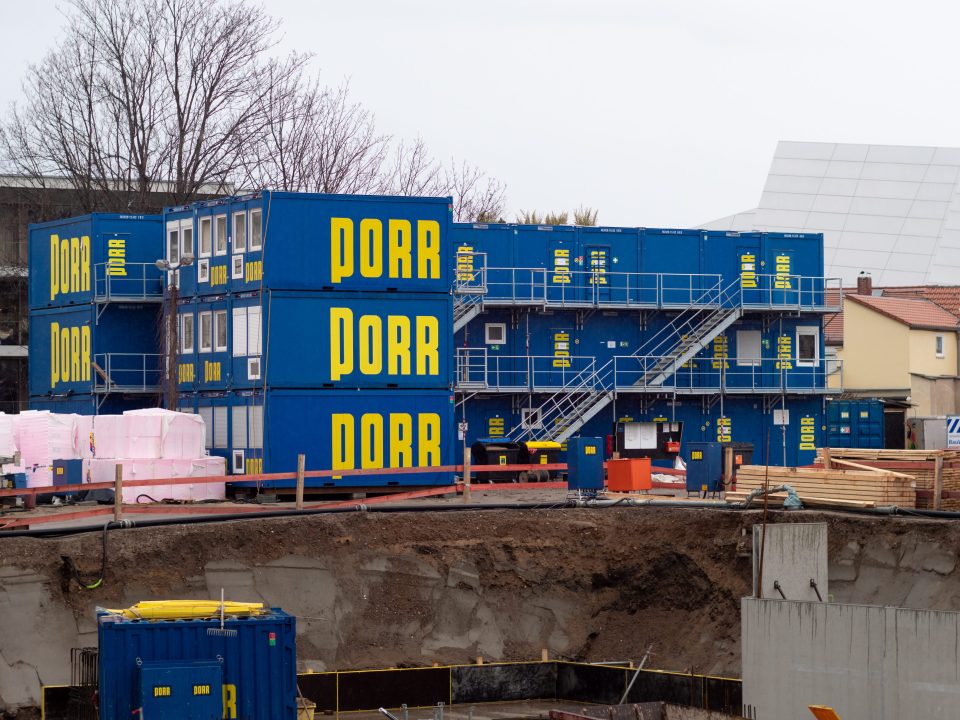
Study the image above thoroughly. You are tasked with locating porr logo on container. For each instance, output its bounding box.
[50,322,91,387]
[332,412,441,471]
[50,234,91,300]
[330,217,441,283]
[328,308,439,381]
[106,238,127,276]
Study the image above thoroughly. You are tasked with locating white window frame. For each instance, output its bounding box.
[214,309,228,353]
[198,259,210,283]
[936,334,945,358]
[166,221,180,264]
[199,216,212,258]
[485,322,506,345]
[521,408,542,430]
[181,313,195,354]
[199,311,213,353]
[232,307,247,357]
[214,214,227,256]
[232,449,245,473]
[247,357,262,380]
[232,254,244,280]
[180,218,194,259]
[736,330,762,367]
[796,326,819,367]
[232,211,247,253]
[249,208,263,250]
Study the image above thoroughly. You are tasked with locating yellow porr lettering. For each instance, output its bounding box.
[49,322,91,388]
[333,412,442,471]
[329,309,439,381]
[360,413,384,469]
[49,234,92,300]
[222,684,237,719]
[330,217,441,283]
[390,413,412,467]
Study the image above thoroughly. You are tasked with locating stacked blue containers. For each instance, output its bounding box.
[27,214,164,414]
[167,192,455,487]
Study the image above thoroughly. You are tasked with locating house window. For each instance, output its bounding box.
[181,313,195,354]
[936,334,945,358]
[199,217,212,257]
[485,323,506,345]
[214,214,227,256]
[180,219,194,259]
[166,221,180,264]
[214,310,228,352]
[233,211,247,253]
[796,327,819,367]
[199,311,212,353]
[736,330,761,367]
[250,208,263,250]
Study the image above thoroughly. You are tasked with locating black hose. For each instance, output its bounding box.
[7,499,960,540]
[61,521,126,589]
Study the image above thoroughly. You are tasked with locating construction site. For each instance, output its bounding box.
[0,182,958,720]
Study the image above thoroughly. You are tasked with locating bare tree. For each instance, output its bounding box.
[444,160,506,222]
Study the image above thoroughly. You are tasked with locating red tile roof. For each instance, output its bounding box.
[824,285,960,346]
[845,293,960,331]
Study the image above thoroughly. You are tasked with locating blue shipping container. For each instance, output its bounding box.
[29,304,161,397]
[97,609,297,720]
[29,213,163,310]
[192,388,455,486]
[827,399,884,449]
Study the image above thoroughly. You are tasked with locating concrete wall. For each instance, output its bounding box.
[742,598,960,720]
[910,374,960,418]
[751,523,827,601]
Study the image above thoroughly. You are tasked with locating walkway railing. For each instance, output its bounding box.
[93,262,164,302]
[92,353,163,393]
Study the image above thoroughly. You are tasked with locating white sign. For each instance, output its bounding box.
[773,409,790,426]
[948,416,960,447]
[624,422,658,450]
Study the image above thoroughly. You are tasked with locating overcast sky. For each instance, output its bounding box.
[2,0,957,226]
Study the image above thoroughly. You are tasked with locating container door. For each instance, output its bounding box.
[768,248,798,307]
[584,245,611,304]
[547,326,577,388]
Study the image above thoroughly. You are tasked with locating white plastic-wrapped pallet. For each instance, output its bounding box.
[122,408,206,460]
[0,413,18,459]
[91,415,126,459]
[17,411,82,465]
[122,409,164,459]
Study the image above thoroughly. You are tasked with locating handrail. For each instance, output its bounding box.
[93,262,164,301]
[92,353,163,392]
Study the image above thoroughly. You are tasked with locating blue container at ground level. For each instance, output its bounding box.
[567,437,604,491]
[29,213,163,310]
[827,399,884,449]
[686,441,723,493]
[97,608,297,720]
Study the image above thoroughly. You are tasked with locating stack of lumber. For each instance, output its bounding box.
[728,464,916,509]
[816,448,960,510]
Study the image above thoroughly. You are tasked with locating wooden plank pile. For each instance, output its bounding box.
[815,448,960,510]
[728,463,916,509]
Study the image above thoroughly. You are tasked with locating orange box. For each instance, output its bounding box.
[606,457,652,491]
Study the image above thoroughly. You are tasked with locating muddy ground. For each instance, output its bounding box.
[2,506,960,710]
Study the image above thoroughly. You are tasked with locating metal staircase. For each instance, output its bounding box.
[452,259,487,333]
[509,278,744,443]
[453,292,483,332]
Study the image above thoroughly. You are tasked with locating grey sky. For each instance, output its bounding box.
[2,0,956,226]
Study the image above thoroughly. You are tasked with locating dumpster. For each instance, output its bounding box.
[518,441,562,481]
[471,441,521,482]
[686,441,723,495]
[567,437,604,494]
[606,457,652,492]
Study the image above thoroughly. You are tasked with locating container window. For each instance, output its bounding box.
[736,330,761,366]
[247,305,262,356]
[213,406,228,448]
[232,254,244,280]
[796,327,819,367]
[247,357,261,381]
[936,334,945,357]
[250,208,263,250]
[181,313,195,354]
[485,323,506,345]
[198,259,210,283]
[199,217,212,257]
[214,310,228,352]
[232,449,245,474]
[198,407,213,449]
[233,211,247,252]
[249,405,264,449]
[214,214,227,256]
[522,408,542,429]
[166,222,180,264]
[232,307,247,357]
[232,405,248,449]
[199,311,212,353]
[180,219,194,259]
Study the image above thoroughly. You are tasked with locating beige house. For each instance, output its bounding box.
[829,290,960,416]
